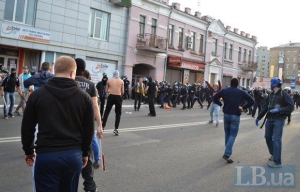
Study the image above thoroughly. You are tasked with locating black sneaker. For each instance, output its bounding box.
[113,129,119,136]
[8,114,15,118]
[4,115,8,119]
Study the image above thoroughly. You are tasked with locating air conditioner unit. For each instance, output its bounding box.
[187,36,192,43]
[187,43,193,49]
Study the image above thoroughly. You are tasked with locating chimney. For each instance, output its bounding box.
[234,28,239,34]
[161,0,169,4]
[195,11,201,18]
[185,7,191,14]
[240,31,245,36]
[172,2,180,10]
[226,26,231,31]
[246,33,250,38]
[252,35,257,41]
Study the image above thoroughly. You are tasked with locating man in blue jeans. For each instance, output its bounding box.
[0,68,22,119]
[256,78,294,168]
[213,78,254,163]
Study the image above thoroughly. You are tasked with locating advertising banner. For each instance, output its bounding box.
[183,70,189,84]
[85,60,116,84]
[1,23,50,43]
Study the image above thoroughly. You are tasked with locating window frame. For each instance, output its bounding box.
[89,9,110,41]
[178,27,184,49]
[248,50,252,63]
[151,18,157,36]
[139,15,146,35]
[4,0,37,26]
[168,24,174,45]
[190,31,196,51]
[224,42,227,59]
[199,34,204,53]
[229,44,233,60]
[212,38,218,56]
[238,47,242,62]
[243,49,247,62]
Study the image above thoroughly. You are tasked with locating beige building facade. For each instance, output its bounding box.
[270,43,300,85]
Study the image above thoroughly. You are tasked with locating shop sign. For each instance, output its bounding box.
[169,59,204,71]
[85,60,116,84]
[1,23,50,44]
[168,57,181,64]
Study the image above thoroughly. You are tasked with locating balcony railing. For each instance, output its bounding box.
[136,33,167,53]
[240,61,258,71]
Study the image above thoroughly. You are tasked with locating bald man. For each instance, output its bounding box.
[21,56,95,192]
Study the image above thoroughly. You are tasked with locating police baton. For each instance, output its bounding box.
[260,116,267,129]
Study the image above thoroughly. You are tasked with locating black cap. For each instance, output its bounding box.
[11,68,16,72]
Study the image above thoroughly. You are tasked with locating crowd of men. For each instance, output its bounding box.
[0,58,297,191]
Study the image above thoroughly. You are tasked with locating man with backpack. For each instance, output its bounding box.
[0,68,22,119]
[255,78,294,168]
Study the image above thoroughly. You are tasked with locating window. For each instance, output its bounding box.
[212,38,218,56]
[139,15,145,35]
[190,32,195,50]
[294,51,297,55]
[248,51,252,63]
[293,57,297,62]
[88,9,110,40]
[243,49,247,62]
[286,64,289,69]
[286,71,289,75]
[238,47,242,62]
[224,42,227,59]
[199,34,204,53]
[151,18,157,36]
[178,27,183,49]
[287,51,290,56]
[286,58,290,63]
[168,24,174,45]
[293,64,296,69]
[4,0,37,25]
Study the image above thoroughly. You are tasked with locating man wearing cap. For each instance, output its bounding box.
[14,66,31,115]
[256,78,294,168]
[0,68,22,119]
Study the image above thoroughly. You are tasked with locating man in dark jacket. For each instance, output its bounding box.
[256,78,294,168]
[21,56,94,192]
[145,77,157,116]
[251,86,263,118]
[96,74,108,117]
[24,62,54,90]
[213,78,254,163]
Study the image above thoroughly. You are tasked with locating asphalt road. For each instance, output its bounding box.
[0,99,300,192]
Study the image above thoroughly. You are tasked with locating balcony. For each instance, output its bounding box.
[240,61,258,71]
[136,33,167,53]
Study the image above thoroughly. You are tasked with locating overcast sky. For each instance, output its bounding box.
[169,0,299,48]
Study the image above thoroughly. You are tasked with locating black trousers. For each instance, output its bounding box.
[102,95,122,129]
[99,97,105,118]
[134,93,142,109]
[82,152,97,191]
[148,95,156,115]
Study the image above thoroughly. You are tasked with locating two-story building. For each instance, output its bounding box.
[125,0,258,87]
[0,0,130,83]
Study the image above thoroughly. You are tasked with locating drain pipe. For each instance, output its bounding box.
[163,6,174,81]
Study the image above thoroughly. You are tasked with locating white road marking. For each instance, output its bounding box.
[2,112,299,143]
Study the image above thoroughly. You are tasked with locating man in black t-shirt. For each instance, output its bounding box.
[145,77,158,117]
[75,58,103,192]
